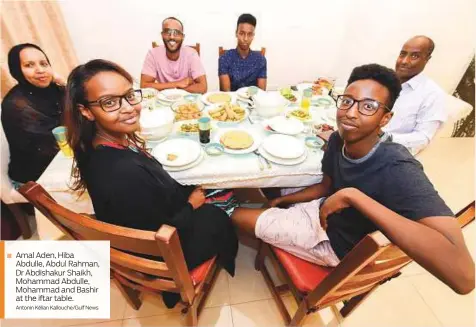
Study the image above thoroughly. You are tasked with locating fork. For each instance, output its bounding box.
[254,150,272,169]
[253,151,264,171]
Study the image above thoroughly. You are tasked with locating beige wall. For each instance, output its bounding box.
[58,0,475,92]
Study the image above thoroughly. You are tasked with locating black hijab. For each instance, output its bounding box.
[7,43,63,115]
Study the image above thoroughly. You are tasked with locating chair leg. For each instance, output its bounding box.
[255,241,266,271]
[8,203,32,239]
[340,288,377,318]
[185,303,198,326]
[113,277,142,310]
[288,298,309,327]
[197,265,221,317]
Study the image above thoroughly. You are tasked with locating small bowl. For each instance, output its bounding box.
[305,136,325,149]
[204,143,224,156]
[184,94,200,102]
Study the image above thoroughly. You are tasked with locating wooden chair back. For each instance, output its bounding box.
[19,182,196,303]
[152,41,200,56]
[218,46,266,57]
[256,231,412,325]
[306,232,411,309]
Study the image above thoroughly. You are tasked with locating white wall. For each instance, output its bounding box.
[58,0,475,93]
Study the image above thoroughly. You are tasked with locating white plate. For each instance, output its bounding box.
[213,128,261,155]
[262,134,305,159]
[201,92,236,106]
[157,89,189,103]
[205,103,249,124]
[163,149,205,172]
[152,138,201,167]
[312,95,335,108]
[259,145,307,166]
[267,116,304,135]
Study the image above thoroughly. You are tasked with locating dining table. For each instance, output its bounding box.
[34,89,338,240]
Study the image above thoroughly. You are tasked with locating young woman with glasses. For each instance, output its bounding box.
[64,59,238,308]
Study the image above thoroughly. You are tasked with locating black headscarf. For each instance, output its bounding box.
[6,43,63,114]
[8,43,52,85]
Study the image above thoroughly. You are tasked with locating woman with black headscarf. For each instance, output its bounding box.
[1,43,65,186]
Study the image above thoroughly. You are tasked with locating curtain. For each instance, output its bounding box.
[1,1,78,98]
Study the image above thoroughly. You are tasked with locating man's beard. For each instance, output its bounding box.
[163,38,182,53]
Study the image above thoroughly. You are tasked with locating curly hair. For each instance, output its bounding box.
[63,59,146,195]
[237,13,257,29]
[347,64,402,110]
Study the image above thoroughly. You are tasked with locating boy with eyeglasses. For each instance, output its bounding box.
[231,64,474,295]
[140,17,207,94]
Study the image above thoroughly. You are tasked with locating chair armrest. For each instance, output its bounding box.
[155,224,176,243]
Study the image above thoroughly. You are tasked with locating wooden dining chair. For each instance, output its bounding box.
[19,181,220,326]
[255,231,411,326]
[218,46,266,57]
[255,203,475,326]
[152,41,201,56]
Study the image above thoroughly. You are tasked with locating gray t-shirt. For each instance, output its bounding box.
[322,132,453,259]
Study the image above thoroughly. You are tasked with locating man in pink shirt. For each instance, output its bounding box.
[141,17,207,94]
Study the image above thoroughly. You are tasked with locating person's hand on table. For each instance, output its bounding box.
[188,186,206,210]
[175,77,193,89]
[319,188,354,229]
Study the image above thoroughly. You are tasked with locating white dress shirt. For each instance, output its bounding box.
[383,73,447,154]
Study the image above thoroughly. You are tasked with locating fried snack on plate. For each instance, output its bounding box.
[208,103,246,122]
[167,153,178,161]
[174,103,202,121]
[180,123,199,133]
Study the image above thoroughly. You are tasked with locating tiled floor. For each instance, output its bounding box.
[2,223,474,327]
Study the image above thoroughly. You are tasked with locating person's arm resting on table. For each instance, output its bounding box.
[320,162,475,294]
[140,73,184,91]
[184,74,207,94]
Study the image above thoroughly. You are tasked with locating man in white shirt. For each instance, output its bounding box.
[383,36,447,154]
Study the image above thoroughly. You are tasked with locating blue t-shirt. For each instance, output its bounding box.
[218,49,267,91]
[322,132,454,259]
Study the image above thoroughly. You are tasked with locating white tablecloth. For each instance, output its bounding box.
[35,92,337,239]
[38,93,337,191]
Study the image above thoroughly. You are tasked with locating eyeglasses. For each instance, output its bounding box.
[86,89,142,113]
[161,28,184,37]
[336,95,390,116]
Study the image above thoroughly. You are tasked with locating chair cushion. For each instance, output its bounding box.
[190,257,216,286]
[272,246,333,293]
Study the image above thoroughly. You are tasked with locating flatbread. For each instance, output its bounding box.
[207,93,231,104]
[220,130,254,150]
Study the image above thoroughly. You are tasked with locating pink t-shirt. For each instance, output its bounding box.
[141,46,205,83]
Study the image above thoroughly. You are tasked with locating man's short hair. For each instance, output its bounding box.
[237,13,257,29]
[162,16,184,31]
[347,64,402,110]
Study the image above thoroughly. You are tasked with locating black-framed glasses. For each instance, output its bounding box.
[336,95,390,116]
[86,89,142,113]
[161,28,184,37]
